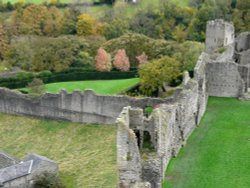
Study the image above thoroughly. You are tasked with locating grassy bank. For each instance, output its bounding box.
[164,97,250,188]
[0,113,117,187]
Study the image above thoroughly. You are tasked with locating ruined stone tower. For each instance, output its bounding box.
[205,19,235,54]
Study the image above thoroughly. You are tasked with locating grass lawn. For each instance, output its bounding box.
[0,113,117,187]
[45,78,139,94]
[21,78,139,95]
[164,97,250,188]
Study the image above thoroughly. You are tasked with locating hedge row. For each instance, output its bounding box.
[0,70,138,89]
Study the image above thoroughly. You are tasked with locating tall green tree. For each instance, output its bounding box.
[6,36,86,72]
[139,56,181,96]
[10,5,64,36]
[62,7,80,34]
[187,0,232,41]
[6,39,33,70]
[233,0,250,33]
[76,13,104,36]
[173,41,204,72]
[103,19,129,40]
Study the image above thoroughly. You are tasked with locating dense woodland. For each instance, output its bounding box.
[0,0,249,95]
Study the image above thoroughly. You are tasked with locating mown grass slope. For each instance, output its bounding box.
[164,97,250,188]
[0,113,117,188]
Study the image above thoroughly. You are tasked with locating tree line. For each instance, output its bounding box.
[0,0,249,96]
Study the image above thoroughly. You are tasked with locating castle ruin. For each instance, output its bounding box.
[0,19,249,188]
[116,19,250,188]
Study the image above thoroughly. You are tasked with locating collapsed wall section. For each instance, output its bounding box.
[0,89,166,124]
[235,32,250,65]
[117,107,151,188]
[235,32,250,52]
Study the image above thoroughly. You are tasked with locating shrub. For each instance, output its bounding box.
[16,71,34,80]
[27,78,45,97]
[33,171,65,188]
[216,47,226,54]
[144,106,153,117]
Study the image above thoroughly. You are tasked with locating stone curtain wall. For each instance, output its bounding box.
[0,19,248,188]
[206,62,246,97]
[0,89,166,124]
[117,54,208,188]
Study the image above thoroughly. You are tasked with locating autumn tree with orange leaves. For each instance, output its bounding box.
[95,48,112,72]
[113,49,130,71]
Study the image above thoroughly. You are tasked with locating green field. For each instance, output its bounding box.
[3,0,189,6]
[21,78,139,95]
[119,0,189,18]
[2,0,92,4]
[0,113,117,187]
[164,97,250,188]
